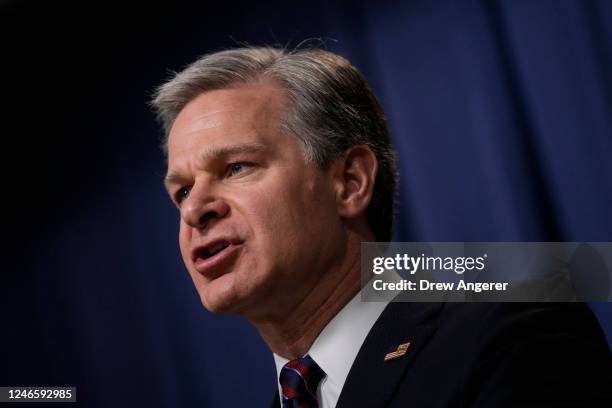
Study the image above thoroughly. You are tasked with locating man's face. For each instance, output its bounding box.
[165,83,345,319]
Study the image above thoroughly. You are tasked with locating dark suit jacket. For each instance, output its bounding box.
[271,302,612,407]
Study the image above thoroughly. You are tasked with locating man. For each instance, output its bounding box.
[152,47,611,407]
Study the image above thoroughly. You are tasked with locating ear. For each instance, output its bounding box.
[332,145,378,219]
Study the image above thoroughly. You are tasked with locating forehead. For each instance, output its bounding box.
[166,83,289,161]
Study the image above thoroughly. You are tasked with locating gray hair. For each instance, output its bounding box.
[151,47,398,241]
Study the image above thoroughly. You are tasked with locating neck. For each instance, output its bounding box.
[250,235,363,359]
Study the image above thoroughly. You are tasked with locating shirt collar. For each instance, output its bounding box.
[274,292,388,400]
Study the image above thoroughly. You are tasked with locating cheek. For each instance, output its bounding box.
[249,177,332,249]
[178,221,192,264]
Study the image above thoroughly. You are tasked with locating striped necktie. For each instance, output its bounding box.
[279,355,325,408]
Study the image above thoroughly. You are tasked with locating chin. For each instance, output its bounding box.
[194,268,270,317]
[198,286,249,315]
[200,297,233,315]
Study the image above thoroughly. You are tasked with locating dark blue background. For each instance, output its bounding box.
[2,1,611,407]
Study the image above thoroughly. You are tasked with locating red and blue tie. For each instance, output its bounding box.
[280,355,325,408]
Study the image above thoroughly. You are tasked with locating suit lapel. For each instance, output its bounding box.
[335,302,443,408]
[269,389,280,408]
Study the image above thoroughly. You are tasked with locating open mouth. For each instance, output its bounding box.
[200,242,231,259]
[191,239,243,277]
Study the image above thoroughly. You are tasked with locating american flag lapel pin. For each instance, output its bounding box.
[384,342,411,362]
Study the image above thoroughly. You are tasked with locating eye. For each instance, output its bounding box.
[175,186,192,203]
[227,162,251,177]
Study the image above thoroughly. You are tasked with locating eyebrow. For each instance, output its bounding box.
[163,142,268,190]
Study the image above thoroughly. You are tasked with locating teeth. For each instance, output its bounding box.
[210,243,227,253]
[204,243,229,258]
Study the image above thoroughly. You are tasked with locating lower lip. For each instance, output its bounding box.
[193,243,242,277]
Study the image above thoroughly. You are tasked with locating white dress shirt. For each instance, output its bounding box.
[274,292,388,408]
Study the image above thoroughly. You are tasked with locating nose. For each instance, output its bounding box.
[180,185,230,229]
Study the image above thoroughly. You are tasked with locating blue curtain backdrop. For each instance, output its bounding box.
[2,1,611,407]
